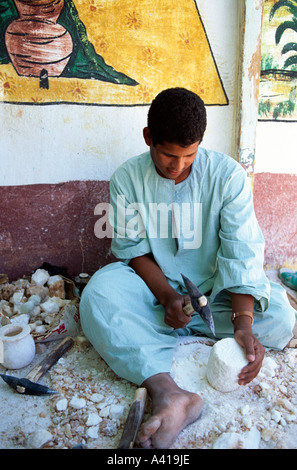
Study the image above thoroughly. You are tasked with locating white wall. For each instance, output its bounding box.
[255,121,297,175]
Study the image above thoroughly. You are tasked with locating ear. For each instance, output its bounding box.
[143,127,152,146]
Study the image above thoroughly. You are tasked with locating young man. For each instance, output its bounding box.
[80,88,296,449]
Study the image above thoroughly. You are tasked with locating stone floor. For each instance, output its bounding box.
[0,268,296,450]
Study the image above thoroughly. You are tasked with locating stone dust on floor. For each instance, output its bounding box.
[0,269,296,450]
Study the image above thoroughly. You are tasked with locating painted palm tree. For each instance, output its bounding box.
[270,0,297,72]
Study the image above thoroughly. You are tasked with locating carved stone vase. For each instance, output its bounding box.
[0,324,35,369]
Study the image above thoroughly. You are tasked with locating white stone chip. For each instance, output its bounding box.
[271,409,281,422]
[26,429,52,449]
[34,325,47,334]
[109,404,126,420]
[99,406,110,418]
[10,313,30,325]
[32,269,50,286]
[47,275,63,286]
[90,393,104,403]
[40,298,60,314]
[213,427,261,449]
[11,291,24,304]
[86,413,102,426]
[69,397,86,409]
[86,426,99,438]
[206,338,248,392]
[56,398,68,411]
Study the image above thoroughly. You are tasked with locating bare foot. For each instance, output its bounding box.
[137,373,203,449]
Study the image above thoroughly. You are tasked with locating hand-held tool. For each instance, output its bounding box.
[181,273,216,336]
[118,387,147,449]
[0,336,74,395]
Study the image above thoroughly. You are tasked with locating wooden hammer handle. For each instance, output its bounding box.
[25,336,74,383]
[183,302,195,316]
[118,387,147,449]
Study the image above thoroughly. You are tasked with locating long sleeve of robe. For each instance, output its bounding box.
[109,147,270,312]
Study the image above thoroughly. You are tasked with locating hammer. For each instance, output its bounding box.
[0,336,74,395]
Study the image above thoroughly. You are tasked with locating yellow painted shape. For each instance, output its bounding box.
[0,0,227,105]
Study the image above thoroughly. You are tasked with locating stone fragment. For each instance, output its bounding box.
[19,295,41,315]
[30,306,41,318]
[240,405,250,416]
[10,313,30,325]
[242,415,252,429]
[90,393,104,403]
[11,291,24,304]
[109,404,126,420]
[32,269,50,286]
[0,300,12,317]
[213,427,261,449]
[0,283,17,301]
[271,409,281,422]
[100,419,118,437]
[0,315,10,326]
[35,325,47,334]
[86,426,99,439]
[56,398,68,411]
[26,429,52,449]
[86,413,102,426]
[69,397,86,409]
[40,298,60,314]
[25,284,49,300]
[99,406,110,418]
[48,275,65,299]
[261,427,276,442]
[64,423,72,439]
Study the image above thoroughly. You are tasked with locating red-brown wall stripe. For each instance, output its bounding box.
[0,173,296,281]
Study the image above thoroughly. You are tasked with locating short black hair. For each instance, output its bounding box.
[147,87,207,147]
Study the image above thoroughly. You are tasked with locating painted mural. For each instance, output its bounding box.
[259,0,297,121]
[0,0,228,106]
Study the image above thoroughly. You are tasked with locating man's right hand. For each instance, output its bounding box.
[164,294,193,329]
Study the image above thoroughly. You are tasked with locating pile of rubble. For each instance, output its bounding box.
[45,342,137,449]
[0,338,138,449]
[0,268,139,449]
[0,269,79,342]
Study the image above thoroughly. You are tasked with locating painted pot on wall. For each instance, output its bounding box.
[5,0,73,78]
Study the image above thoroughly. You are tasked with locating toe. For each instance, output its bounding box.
[137,417,161,446]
